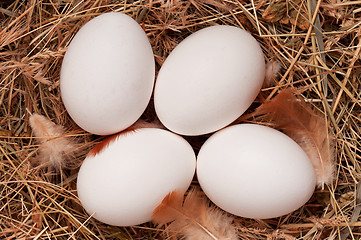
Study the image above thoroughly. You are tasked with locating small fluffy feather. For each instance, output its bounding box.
[152,189,238,240]
[249,89,334,189]
[29,113,79,170]
[263,61,282,88]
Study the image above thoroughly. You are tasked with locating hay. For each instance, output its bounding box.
[0,0,360,239]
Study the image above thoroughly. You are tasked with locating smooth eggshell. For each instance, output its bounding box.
[61,12,155,135]
[77,128,196,226]
[197,124,316,219]
[154,25,265,136]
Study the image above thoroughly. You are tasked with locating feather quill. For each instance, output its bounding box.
[152,189,238,240]
[29,113,79,171]
[247,89,334,189]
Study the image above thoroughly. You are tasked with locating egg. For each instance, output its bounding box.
[154,25,265,136]
[196,124,316,219]
[60,12,155,135]
[77,128,196,226]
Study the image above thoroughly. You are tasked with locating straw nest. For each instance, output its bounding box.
[0,0,360,239]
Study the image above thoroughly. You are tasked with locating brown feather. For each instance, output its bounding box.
[29,113,80,170]
[152,189,238,240]
[248,88,334,189]
[87,133,121,157]
[88,119,165,157]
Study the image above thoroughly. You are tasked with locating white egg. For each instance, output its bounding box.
[60,12,155,135]
[154,25,265,136]
[197,124,316,219]
[77,128,196,226]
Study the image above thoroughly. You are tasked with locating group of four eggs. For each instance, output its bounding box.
[60,12,316,226]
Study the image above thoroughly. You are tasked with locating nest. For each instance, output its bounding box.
[1,0,360,239]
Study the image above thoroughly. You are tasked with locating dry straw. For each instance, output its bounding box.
[0,0,360,239]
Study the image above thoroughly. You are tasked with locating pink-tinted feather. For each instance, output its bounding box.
[29,113,79,170]
[264,61,282,88]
